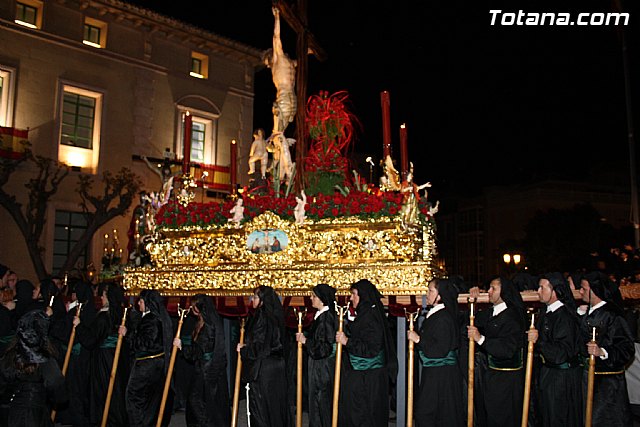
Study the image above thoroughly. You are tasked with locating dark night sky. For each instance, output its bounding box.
[129,0,639,198]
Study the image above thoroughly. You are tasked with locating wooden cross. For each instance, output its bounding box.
[272,0,327,192]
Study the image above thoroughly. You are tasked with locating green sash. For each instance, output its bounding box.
[349,350,385,371]
[418,349,458,367]
[100,334,119,349]
[489,349,523,371]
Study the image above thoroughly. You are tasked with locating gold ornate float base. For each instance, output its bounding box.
[123,211,442,296]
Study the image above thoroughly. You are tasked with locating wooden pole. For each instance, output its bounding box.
[332,303,348,427]
[156,305,190,427]
[521,312,536,427]
[296,310,304,427]
[406,310,419,427]
[51,302,83,422]
[231,318,246,427]
[585,327,597,427]
[467,298,476,427]
[101,307,128,427]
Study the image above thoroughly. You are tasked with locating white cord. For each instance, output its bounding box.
[245,382,251,427]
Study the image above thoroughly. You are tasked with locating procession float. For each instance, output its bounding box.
[122,89,443,297]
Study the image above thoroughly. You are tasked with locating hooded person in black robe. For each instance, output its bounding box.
[336,279,398,427]
[123,289,174,427]
[578,271,634,426]
[408,278,464,427]
[174,294,230,426]
[295,283,338,427]
[238,285,291,427]
[468,276,525,427]
[74,283,129,426]
[0,310,68,427]
[527,272,582,427]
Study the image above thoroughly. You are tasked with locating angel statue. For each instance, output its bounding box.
[380,154,401,191]
[400,162,431,230]
[229,198,245,228]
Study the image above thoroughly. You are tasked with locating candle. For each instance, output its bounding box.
[182,111,192,174]
[380,91,392,160]
[230,139,237,193]
[400,123,408,180]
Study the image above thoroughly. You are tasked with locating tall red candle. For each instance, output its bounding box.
[182,112,192,175]
[400,123,408,180]
[230,139,237,193]
[381,91,392,160]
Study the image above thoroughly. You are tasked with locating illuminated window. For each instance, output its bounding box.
[190,52,208,79]
[83,17,107,48]
[58,84,103,173]
[0,66,16,127]
[190,121,206,162]
[178,108,217,166]
[62,92,95,149]
[15,0,42,29]
[53,210,88,273]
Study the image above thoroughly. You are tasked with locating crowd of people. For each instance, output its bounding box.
[0,260,638,427]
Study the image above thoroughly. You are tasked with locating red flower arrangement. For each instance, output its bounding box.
[155,190,436,229]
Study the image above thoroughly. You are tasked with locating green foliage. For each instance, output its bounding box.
[304,171,345,197]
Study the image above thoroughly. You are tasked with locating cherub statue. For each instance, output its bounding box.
[248,128,268,179]
[229,198,245,228]
[294,190,307,225]
[428,200,440,217]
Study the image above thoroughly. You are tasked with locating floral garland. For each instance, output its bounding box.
[155,190,436,229]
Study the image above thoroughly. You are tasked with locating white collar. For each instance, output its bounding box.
[314,305,329,320]
[546,300,564,313]
[492,302,507,317]
[426,303,445,318]
[588,300,607,314]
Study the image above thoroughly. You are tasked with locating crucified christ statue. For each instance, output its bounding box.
[264,6,297,136]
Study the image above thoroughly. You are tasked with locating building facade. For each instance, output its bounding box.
[0,0,263,280]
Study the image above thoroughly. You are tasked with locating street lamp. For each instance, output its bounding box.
[503,253,523,276]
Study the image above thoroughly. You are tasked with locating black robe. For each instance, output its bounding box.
[0,357,67,427]
[181,321,230,426]
[75,310,128,426]
[579,304,635,426]
[414,307,464,427]
[339,304,394,427]
[475,305,525,427]
[305,309,337,427]
[240,309,290,427]
[126,311,169,427]
[534,304,582,427]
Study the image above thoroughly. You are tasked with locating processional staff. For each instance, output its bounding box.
[332,301,349,427]
[521,310,536,427]
[231,317,246,427]
[51,302,83,422]
[585,327,597,427]
[156,304,190,427]
[101,306,128,427]
[405,309,420,427]
[467,298,476,427]
[295,308,307,427]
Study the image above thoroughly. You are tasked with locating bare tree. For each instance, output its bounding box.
[0,151,141,279]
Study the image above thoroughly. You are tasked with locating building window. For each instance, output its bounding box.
[58,84,103,173]
[53,210,88,273]
[190,52,208,79]
[62,92,95,149]
[190,121,206,162]
[83,17,107,48]
[178,109,217,166]
[0,66,16,127]
[15,0,42,29]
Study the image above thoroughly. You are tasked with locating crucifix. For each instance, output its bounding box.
[270,0,327,193]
